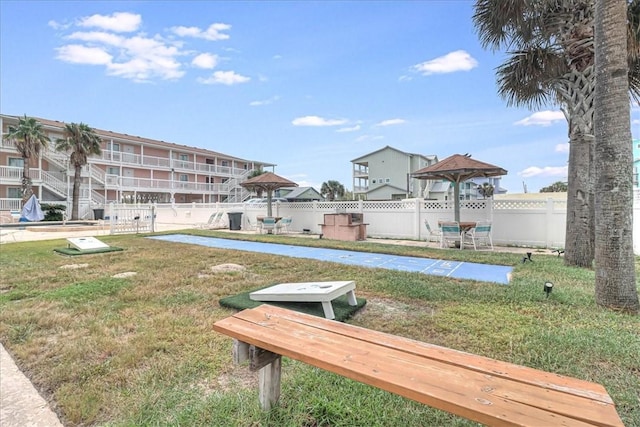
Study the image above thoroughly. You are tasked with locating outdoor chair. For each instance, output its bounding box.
[261,217,278,234]
[461,220,493,250]
[245,216,260,232]
[276,216,292,234]
[424,220,441,243]
[197,211,225,229]
[440,221,462,249]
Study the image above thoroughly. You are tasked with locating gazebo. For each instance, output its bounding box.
[412,154,507,222]
[240,172,298,217]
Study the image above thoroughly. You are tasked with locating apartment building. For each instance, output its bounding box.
[351,146,438,200]
[0,114,274,217]
[352,145,506,201]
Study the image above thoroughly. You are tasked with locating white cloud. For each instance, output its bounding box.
[198,70,250,85]
[337,125,361,132]
[412,50,478,76]
[375,118,406,127]
[171,23,231,41]
[55,45,113,65]
[192,53,219,69]
[519,166,568,178]
[514,110,565,126]
[78,12,141,33]
[48,20,71,31]
[632,119,640,125]
[67,31,124,46]
[292,116,348,127]
[249,96,280,106]
[555,143,570,153]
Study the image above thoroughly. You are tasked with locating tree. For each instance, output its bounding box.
[248,169,266,197]
[477,182,495,199]
[320,180,346,201]
[593,0,639,312]
[55,123,102,220]
[540,181,568,192]
[473,0,640,268]
[3,115,50,206]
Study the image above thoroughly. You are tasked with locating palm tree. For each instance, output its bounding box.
[55,123,102,220]
[473,0,640,268]
[320,180,346,201]
[3,115,50,206]
[477,182,494,199]
[593,0,639,312]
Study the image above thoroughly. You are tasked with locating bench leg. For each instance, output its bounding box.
[346,290,357,306]
[321,301,336,319]
[259,356,281,410]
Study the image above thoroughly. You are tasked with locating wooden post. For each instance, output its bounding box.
[258,356,281,410]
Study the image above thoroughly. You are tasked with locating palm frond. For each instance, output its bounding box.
[496,48,567,108]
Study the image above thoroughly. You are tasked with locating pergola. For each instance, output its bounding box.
[240,172,298,217]
[412,154,507,222]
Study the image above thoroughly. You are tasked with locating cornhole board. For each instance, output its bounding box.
[250,280,357,319]
[67,236,110,251]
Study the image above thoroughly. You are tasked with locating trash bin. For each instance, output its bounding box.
[93,208,104,220]
[227,212,243,230]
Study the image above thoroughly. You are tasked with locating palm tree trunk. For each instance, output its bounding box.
[71,166,82,220]
[21,157,33,207]
[594,0,639,313]
[560,68,596,268]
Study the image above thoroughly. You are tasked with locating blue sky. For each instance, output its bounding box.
[2,1,638,194]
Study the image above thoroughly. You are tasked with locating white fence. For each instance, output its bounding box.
[138,198,570,249]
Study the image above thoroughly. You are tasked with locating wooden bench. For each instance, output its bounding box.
[213,305,624,427]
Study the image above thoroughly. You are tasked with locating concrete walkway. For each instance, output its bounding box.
[1,344,64,427]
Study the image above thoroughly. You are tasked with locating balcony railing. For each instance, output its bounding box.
[95,150,248,177]
[105,175,234,194]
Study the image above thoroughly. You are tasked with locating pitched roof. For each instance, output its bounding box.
[412,154,507,183]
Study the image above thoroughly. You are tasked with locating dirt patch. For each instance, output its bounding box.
[214,365,258,393]
[353,297,435,321]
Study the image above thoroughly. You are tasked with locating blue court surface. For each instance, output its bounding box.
[149,235,512,285]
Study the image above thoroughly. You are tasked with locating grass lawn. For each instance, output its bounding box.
[1,230,639,426]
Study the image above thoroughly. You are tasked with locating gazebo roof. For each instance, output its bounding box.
[412,154,507,183]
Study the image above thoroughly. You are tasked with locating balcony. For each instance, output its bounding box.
[105,175,234,194]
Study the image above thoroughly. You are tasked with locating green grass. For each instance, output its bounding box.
[0,231,639,426]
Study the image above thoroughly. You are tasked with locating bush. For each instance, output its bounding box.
[40,204,66,221]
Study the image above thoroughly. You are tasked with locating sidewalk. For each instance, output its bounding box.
[1,345,63,427]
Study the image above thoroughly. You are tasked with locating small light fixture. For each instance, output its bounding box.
[544,281,553,298]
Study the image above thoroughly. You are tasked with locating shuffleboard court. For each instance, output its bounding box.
[148,235,512,284]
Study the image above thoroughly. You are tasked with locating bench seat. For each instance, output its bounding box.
[213,304,623,427]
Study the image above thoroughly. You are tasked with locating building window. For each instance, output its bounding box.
[107,167,119,175]
[385,178,391,183]
[372,179,377,184]
[179,154,188,161]
[8,157,23,167]
[221,160,229,167]
[179,174,188,182]
[8,188,21,198]
[112,143,120,151]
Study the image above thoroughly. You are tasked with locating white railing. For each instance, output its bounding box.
[41,171,68,197]
[0,165,22,181]
[104,175,235,193]
[96,150,252,177]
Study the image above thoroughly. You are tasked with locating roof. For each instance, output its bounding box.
[412,154,507,183]
[278,186,322,199]
[351,145,437,163]
[1,113,275,167]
